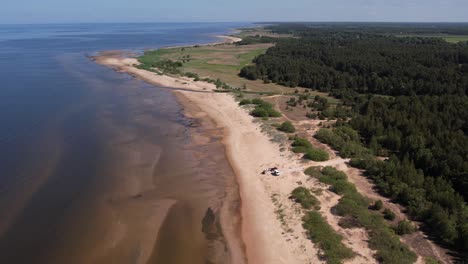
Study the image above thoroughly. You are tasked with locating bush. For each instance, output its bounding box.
[184,72,199,78]
[304,148,329,161]
[395,220,416,235]
[304,166,323,177]
[383,208,396,221]
[267,108,282,117]
[306,166,417,264]
[251,107,268,117]
[249,99,281,118]
[252,98,266,105]
[291,187,320,210]
[315,127,371,159]
[372,200,383,210]
[291,137,327,161]
[302,211,355,264]
[292,146,310,154]
[278,121,296,133]
[330,181,356,195]
[239,99,252,106]
[292,137,313,148]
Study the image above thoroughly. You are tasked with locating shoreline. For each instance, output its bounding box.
[91,35,320,263]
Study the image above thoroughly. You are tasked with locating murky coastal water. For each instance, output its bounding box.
[0,23,247,264]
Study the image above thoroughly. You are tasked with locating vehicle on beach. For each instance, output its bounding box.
[262,167,280,176]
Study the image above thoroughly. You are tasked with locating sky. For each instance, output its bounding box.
[1,0,467,24]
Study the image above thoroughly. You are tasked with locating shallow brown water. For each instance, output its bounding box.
[0,53,243,264]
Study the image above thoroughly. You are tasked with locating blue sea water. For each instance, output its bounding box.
[0,22,248,263]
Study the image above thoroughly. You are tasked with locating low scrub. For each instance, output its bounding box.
[372,200,383,210]
[383,208,396,221]
[277,121,296,133]
[249,99,281,118]
[304,148,329,161]
[305,166,417,264]
[239,99,252,106]
[291,187,320,210]
[302,211,355,264]
[291,137,329,161]
[395,220,416,235]
[315,127,371,159]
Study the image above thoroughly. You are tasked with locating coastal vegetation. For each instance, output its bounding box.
[291,136,329,161]
[305,166,417,263]
[302,211,355,264]
[240,23,468,255]
[291,187,320,210]
[277,121,295,133]
[291,187,355,264]
[249,98,281,118]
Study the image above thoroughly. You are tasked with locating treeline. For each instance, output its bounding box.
[240,34,468,95]
[240,24,468,255]
[264,22,468,36]
[235,35,275,45]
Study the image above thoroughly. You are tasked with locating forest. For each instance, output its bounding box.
[240,24,468,255]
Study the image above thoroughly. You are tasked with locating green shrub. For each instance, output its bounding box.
[320,167,348,184]
[292,146,310,154]
[395,220,416,235]
[251,107,268,117]
[306,166,417,264]
[315,127,371,159]
[330,181,356,195]
[369,227,416,264]
[267,108,282,117]
[383,208,396,221]
[304,166,323,177]
[278,121,296,133]
[291,187,320,210]
[304,148,329,161]
[252,98,266,105]
[291,137,328,160]
[302,211,355,264]
[373,200,383,210]
[184,72,199,78]
[249,98,281,118]
[292,137,313,148]
[239,99,252,106]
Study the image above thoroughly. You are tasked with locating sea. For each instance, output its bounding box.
[0,22,248,264]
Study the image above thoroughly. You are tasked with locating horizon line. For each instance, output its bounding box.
[1,21,468,26]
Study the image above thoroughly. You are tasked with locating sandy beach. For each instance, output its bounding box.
[93,51,324,263]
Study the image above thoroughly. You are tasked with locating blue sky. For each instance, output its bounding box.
[1,0,467,24]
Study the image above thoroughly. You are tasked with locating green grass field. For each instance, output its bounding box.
[138,41,337,102]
